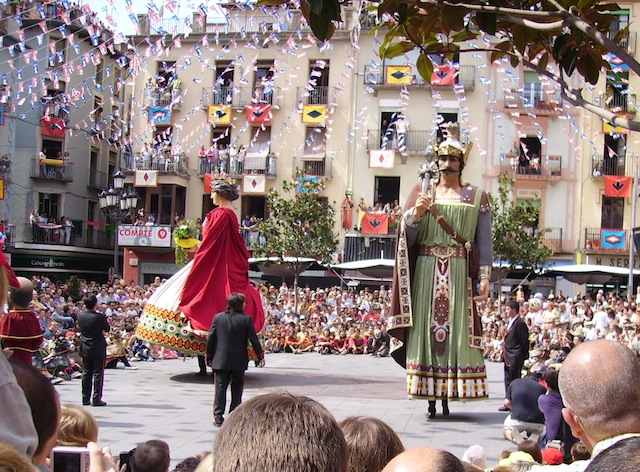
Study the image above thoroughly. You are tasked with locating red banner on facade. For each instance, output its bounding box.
[604,175,632,197]
[203,173,213,193]
[361,214,389,234]
[247,105,272,124]
[41,116,65,137]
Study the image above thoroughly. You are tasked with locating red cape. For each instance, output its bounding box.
[179,206,265,333]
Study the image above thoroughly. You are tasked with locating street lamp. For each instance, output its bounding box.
[99,169,138,280]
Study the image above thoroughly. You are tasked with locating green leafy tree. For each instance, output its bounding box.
[260,0,639,130]
[253,170,338,312]
[490,174,553,302]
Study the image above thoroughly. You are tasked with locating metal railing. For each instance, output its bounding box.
[88,169,108,190]
[198,154,277,178]
[23,224,112,249]
[343,234,397,262]
[201,86,280,108]
[504,90,563,110]
[142,88,182,109]
[31,159,74,182]
[124,153,190,178]
[605,93,635,114]
[296,86,333,105]
[366,129,435,155]
[363,65,475,90]
[591,154,628,177]
[499,154,562,178]
[584,227,627,251]
[540,227,563,253]
[293,157,333,179]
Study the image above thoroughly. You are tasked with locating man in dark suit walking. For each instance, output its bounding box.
[206,292,264,427]
[500,300,530,411]
[77,294,110,407]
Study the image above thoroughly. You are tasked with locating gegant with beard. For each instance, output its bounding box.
[388,124,493,419]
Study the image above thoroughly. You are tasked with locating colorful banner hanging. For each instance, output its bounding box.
[41,116,65,137]
[302,104,327,124]
[601,229,627,250]
[431,65,456,86]
[361,214,389,234]
[369,149,395,169]
[604,176,632,197]
[0,179,5,200]
[243,175,266,194]
[149,106,171,124]
[385,65,412,85]
[207,105,231,124]
[0,106,4,126]
[134,170,158,187]
[247,105,272,124]
[603,120,629,134]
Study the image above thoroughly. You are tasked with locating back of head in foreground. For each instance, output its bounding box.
[130,439,171,472]
[339,416,405,472]
[558,339,640,451]
[211,392,348,472]
[381,447,465,472]
[0,442,38,472]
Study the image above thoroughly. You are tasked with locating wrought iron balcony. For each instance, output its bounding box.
[201,86,280,108]
[32,158,73,182]
[499,154,562,179]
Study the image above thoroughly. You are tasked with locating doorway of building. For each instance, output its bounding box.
[375,176,400,207]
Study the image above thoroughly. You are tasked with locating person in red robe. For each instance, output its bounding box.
[179,180,265,337]
[0,270,41,365]
[341,190,355,230]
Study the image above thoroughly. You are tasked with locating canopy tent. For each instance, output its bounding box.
[542,264,640,284]
[248,256,327,277]
[331,258,395,281]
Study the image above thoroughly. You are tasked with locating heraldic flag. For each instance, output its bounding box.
[604,176,632,197]
[361,214,389,235]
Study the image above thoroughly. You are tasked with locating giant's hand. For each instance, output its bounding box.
[413,192,432,218]
[473,279,490,302]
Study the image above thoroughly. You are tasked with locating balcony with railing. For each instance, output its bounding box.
[201,86,280,108]
[23,223,112,250]
[198,152,277,178]
[591,153,629,177]
[366,129,435,156]
[583,227,628,252]
[363,65,475,90]
[88,169,108,190]
[32,158,73,182]
[293,157,333,179]
[500,154,562,179]
[145,9,322,36]
[604,92,636,115]
[296,86,333,105]
[123,153,190,178]
[143,88,182,110]
[343,233,397,262]
[504,89,563,113]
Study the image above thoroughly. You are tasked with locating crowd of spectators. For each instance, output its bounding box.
[6,274,640,470]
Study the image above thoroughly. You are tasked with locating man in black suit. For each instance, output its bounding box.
[77,294,110,406]
[500,299,530,411]
[206,292,264,427]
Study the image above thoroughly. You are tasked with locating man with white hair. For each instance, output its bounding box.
[531,340,640,471]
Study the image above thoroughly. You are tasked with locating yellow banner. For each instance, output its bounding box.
[0,179,4,200]
[603,120,629,134]
[207,105,231,124]
[385,65,412,85]
[302,104,327,124]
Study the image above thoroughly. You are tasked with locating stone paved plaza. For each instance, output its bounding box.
[54,353,511,467]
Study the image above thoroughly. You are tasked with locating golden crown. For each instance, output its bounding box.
[434,122,471,163]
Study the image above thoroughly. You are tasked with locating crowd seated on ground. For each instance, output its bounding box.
[6,273,640,470]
